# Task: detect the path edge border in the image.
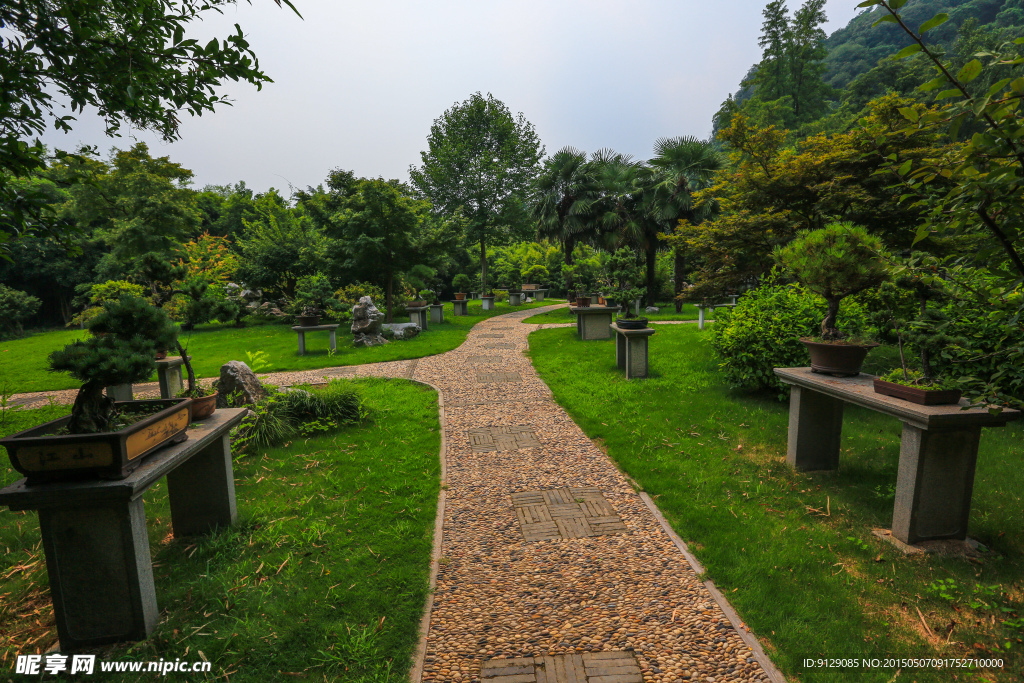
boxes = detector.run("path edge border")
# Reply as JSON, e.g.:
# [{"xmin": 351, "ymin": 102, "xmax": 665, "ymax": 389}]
[
  {"xmin": 406, "ymin": 378, "xmax": 447, "ymax": 683},
  {"xmin": 639, "ymin": 492, "xmax": 787, "ymax": 683}
]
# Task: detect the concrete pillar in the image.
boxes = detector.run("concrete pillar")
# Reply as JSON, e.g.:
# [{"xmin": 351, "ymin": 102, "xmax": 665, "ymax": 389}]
[
  {"xmin": 624, "ymin": 335, "xmax": 650, "ymax": 379},
  {"xmin": 892, "ymin": 424, "xmax": 981, "ymax": 543},
  {"xmin": 452, "ymin": 300, "xmax": 468, "ymax": 316},
  {"xmin": 430, "ymin": 304, "xmax": 444, "ymax": 324},
  {"xmin": 328, "ymin": 329, "xmax": 337, "ymax": 353},
  {"xmin": 39, "ymin": 498, "xmax": 158, "ymax": 648},
  {"xmin": 296, "ymin": 330, "xmax": 307, "ymax": 355},
  {"xmin": 616, "ymin": 332, "xmax": 626, "ymax": 370},
  {"xmin": 534, "ymin": 290, "xmax": 546, "ymax": 301},
  {"xmin": 482, "ymin": 297, "xmax": 494, "ymax": 311},
  {"xmin": 697, "ymin": 306, "xmax": 706, "ymax": 330},
  {"xmin": 106, "ymin": 384, "xmax": 133, "ymax": 401},
  {"xmin": 166, "ymin": 434, "xmax": 237, "ymax": 536},
  {"xmin": 408, "ymin": 307, "xmax": 429, "ymax": 331},
  {"xmin": 509, "ymin": 292, "xmax": 522, "ymax": 306},
  {"xmin": 156, "ymin": 359, "xmax": 185, "ymax": 399},
  {"xmin": 786, "ymin": 386, "xmax": 845, "ymax": 471}
]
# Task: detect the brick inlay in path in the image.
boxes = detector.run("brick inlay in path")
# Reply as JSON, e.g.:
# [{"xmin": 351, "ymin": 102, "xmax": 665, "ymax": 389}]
[
  {"xmin": 466, "ymin": 355, "xmax": 503, "ymax": 365},
  {"xmin": 482, "ymin": 342, "xmax": 515, "ymax": 349},
  {"xmin": 481, "ymin": 652, "xmax": 642, "ymax": 682},
  {"xmin": 479, "ymin": 333, "xmax": 506, "ymax": 338},
  {"xmin": 512, "ymin": 487, "xmax": 628, "ymax": 541},
  {"xmin": 467, "ymin": 426, "xmax": 542, "ymax": 452},
  {"xmin": 477, "ymin": 371, "xmax": 522, "ymax": 384}
]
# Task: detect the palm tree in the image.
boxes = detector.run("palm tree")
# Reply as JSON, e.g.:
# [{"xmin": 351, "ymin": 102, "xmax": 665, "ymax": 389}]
[
  {"xmin": 532, "ymin": 147, "xmax": 597, "ymax": 293},
  {"xmin": 648, "ymin": 136, "xmax": 724, "ymax": 311}
]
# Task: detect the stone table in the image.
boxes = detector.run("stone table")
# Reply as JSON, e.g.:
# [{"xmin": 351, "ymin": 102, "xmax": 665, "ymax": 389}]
[
  {"xmin": 430, "ymin": 303, "xmax": 444, "ymax": 324},
  {"xmin": 523, "ymin": 287, "xmax": 549, "ymax": 301},
  {"xmin": 156, "ymin": 356, "xmax": 189, "ymax": 399},
  {"xmin": 452, "ymin": 299, "xmax": 469, "ymax": 316},
  {"xmin": 570, "ymin": 305, "xmax": 616, "ymax": 340},
  {"xmin": 774, "ymin": 367, "xmax": 1020, "ymax": 544},
  {"xmin": 292, "ymin": 324, "xmax": 340, "ymax": 355},
  {"xmin": 407, "ymin": 305, "xmax": 429, "ymax": 331},
  {"xmin": 611, "ymin": 323, "xmax": 656, "ymax": 379},
  {"xmin": 0, "ymin": 408, "xmax": 249, "ymax": 649}
]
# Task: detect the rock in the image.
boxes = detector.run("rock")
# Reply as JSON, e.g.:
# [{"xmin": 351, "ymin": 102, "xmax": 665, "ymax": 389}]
[
  {"xmin": 525, "ymin": 297, "xmax": 534, "ymax": 304},
  {"xmin": 215, "ymin": 360, "xmax": 268, "ymax": 408},
  {"xmin": 645, "ymin": 306, "xmax": 660, "ymax": 313},
  {"xmin": 382, "ymin": 322, "xmax": 420, "ymax": 340},
  {"xmin": 351, "ymin": 296, "xmax": 388, "ymax": 347}
]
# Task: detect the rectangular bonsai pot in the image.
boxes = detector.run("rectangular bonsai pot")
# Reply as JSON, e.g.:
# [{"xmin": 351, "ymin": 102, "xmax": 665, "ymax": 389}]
[
  {"xmin": 1, "ymin": 398, "xmax": 193, "ymax": 484},
  {"xmin": 872, "ymin": 378, "xmax": 962, "ymax": 406}
]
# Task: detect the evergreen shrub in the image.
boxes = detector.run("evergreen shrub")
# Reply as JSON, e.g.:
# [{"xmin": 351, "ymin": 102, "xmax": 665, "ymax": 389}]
[{"xmin": 0, "ymin": 285, "xmax": 41, "ymax": 339}]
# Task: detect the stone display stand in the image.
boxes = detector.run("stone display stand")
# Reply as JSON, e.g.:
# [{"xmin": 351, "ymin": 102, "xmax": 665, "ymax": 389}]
[
  {"xmin": 155, "ymin": 356, "xmax": 188, "ymax": 399},
  {"xmin": 292, "ymin": 324, "xmax": 340, "ymax": 356},
  {"xmin": 696, "ymin": 302, "xmax": 737, "ymax": 330},
  {"xmin": 407, "ymin": 305, "xmax": 429, "ymax": 331},
  {"xmin": 452, "ymin": 299, "xmax": 469, "ymax": 316},
  {"xmin": 105, "ymin": 384, "xmax": 133, "ymax": 401},
  {"xmin": 611, "ymin": 323, "xmax": 656, "ymax": 379},
  {"xmin": 570, "ymin": 306, "xmax": 615, "ymax": 340},
  {"xmin": 470, "ymin": 291, "xmax": 480, "ymax": 300},
  {"xmin": 429, "ymin": 304, "xmax": 444, "ymax": 324},
  {"xmin": 509, "ymin": 292, "xmax": 523, "ymax": 306},
  {"xmin": 531, "ymin": 289, "xmax": 549, "ymax": 302},
  {"xmin": 774, "ymin": 368, "xmax": 1020, "ymax": 544},
  {"xmin": 481, "ymin": 297, "xmax": 495, "ymax": 311},
  {"xmin": 0, "ymin": 408, "xmax": 249, "ymax": 649}
]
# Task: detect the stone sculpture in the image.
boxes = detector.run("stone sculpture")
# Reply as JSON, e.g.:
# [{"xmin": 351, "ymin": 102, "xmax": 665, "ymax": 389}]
[{"xmin": 351, "ymin": 296, "xmax": 388, "ymax": 347}]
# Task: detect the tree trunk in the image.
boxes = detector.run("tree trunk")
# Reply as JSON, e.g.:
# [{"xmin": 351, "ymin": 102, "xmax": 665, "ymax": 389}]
[
  {"xmin": 645, "ymin": 241, "xmax": 657, "ymax": 308},
  {"xmin": 821, "ymin": 298, "xmax": 841, "ymax": 340},
  {"xmin": 563, "ymin": 234, "xmax": 576, "ymax": 294},
  {"xmin": 480, "ymin": 239, "xmax": 488, "ymax": 293},
  {"xmin": 67, "ymin": 381, "xmax": 116, "ymax": 434},
  {"xmin": 673, "ymin": 247, "xmax": 685, "ymax": 313},
  {"xmin": 177, "ymin": 340, "xmax": 196, "ymax": 394},
  {"xmin": 386, "ymin": 272, "xmax": 394, "ymax": 323}
]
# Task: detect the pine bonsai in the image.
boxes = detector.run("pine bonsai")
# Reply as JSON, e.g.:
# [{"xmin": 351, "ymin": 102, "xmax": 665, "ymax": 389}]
[
  {"xmin": 452, "ymin": 273, "xmax": 472, "ymax": 293},
  {"xmin": 608, "ymin": 248, "xmax": 647, "ymax": 319},
  {"xmin": 49, "ymin": 295, "xmax": 179, "ymax": 434},
  {"xmin": 774, "ymin": 222, "xmax": 888, "ymax": 341}
]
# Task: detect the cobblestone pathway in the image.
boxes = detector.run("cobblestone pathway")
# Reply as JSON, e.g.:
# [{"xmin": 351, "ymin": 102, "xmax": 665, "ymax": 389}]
[{"xmin": 9, "ymin": 305, "xmax": 780, "ymax": 682}]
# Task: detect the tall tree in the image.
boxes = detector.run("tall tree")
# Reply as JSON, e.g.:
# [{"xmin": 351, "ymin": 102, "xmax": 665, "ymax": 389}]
[
  {"xmin": 0, "ymin": 0, "xmax": 301, "ymax": 254},
  {"xmin": 788, "ymin": 0, "xmax": 830, "ymax": 121},
  {"xmin": 531, "ymin": 147, "xmax": 598, "ymax": 291},
  {"xmin": 756, "ymin": 1, "xmax": 792, "ymax": 101},
  {"xmin": 647, "ymin": 137, "xmax": 724, "ymax": 311},
  {"xmin": 410, "ymin": 92, "xmax": 543, "ymax": 292}
]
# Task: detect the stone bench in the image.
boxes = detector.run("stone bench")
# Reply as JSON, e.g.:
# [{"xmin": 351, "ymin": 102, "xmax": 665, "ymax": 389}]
[
  {"xmin": 611, "ymin": 323, "xmax": 656, "ymax": 379},
  {"xmin": 774, "ymin": 367, "xmax": 1021, "ymax": 545},
  {"xmin": 0, "ymin": 408, "xmax": 249, "ymax": 649},
  {"xmin": 292, "ymin": 324, "xmax": 340, "ymax": 355},
  {"xmin": 570, "ymin": 306, "xmax": 616, "ymax": 340}
]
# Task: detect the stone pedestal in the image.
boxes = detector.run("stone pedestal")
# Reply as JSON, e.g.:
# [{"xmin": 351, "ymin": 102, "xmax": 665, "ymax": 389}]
[
  {"xmin": 531, "ymin": 289, "xmax": 548, "ymax": 301},
  {"xmin": 292, "ymin": 324, "xmax": 339, "ymax": 356},
  {"xmin": 452, "ymin": 299, "xmax": 469, "ymax": 316},
  {"xmin": 571, "ymin": 306, "xmax": 615, "ymax": 340},
  {"xmin": 611, "ymin": 324, "xmax": 656, "ymax": 379},
  {"xmin": 407, "ymin": 306, "xmax": 429, "ymax": 331},
  {"xmin": 470, "ymin": 291, "xmax": 480, "ymax": 300},
  {"xmin": 106, "ymin": 384, "xmax": 133, "ymax": 401},
  {"xmin": 774, "ymin": 367, "xmax": 1020, "ymax": 544},
  {"xmin": 481, "ymin": 297, "xmax": 495, "ymax": 311},
  {"xmin": 429, "ymin": 304, "xmax": 444, "ymax": 324},
  {"xmin": 0, "ymin": 409, "xmax": 248, "ymax": 649},
  {"xmin": 155, "ymin": 357, "xmax": 188, "ymax": 399},
  {"xmin": 696, "ymin": 303, "xmax": 737, "ymax": 330},
  {"xmin": 509, "ymin": 292, "xmax": 523, "ymax": 306}
]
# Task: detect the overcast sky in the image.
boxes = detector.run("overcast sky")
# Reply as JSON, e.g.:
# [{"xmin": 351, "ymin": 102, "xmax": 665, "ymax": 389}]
[{"xmin": 39, "ymin": 0, "xmax": 864, "ymax": 195}]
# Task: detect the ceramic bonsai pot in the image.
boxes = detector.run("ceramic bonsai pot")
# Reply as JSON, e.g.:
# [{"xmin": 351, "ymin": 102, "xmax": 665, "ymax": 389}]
[
  {"xmin": 189, "ymin": 394, "xmax": 217, "ymax": 420},
  {"xmin": 801, "ymin": 339, "xmax": 878, "ymax": 377},
  {"xmin": 616, "ymin": 317, "xmax": 649, "ymax": 330},
  {"xmin": 576, "ymin": 297, "xmax": 592, "ymax": 308},
  {"xmin": 454, "ymin": 293, "xmax": 466, "ymax": 300},
  {"xmin": 872, "ymin": 379, "xmax": 962, "ymax": 406},
  {"xmin": 296, "ymin": 315, "xmax": 321, "ymax": 327},
  {"xmin": 1, "ymin": 398, "xmax": 193, "ymax": 484}
]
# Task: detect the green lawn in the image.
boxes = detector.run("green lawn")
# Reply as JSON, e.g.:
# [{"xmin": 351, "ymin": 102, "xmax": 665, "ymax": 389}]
[
  {"xmin": 0, "ymin": 378, "xmax": 440, "ymax": 681},
  {"xmin": 522, "ymin": 301, "xmax": 699, "ymax": 324},
  {"xmin": 2, "ymin": 299, "xmax": 563, "ymax": 394},
  {"xmin": 527, "ymin": 324, "xmax": 1023, "ymax": 683}
]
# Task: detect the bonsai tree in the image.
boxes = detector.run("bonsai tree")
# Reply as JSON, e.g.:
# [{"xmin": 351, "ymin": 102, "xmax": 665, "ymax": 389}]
[
  {"xmin": 506, "ymin": 267, "xmax": 523, "ymax": 292},
  {"xmin": 774, "ymin": 222, "xmax": 888, "ymax": 341},
  {"xmin": 561, "ymin": 264, "xmax": 578, "ymax": 297},
  {"xmin": 292, "ymin": 273, "xmax": 337, "ymax": 318},
  {"xmin": 452, "ymin": 273, "xmax": 472, "ymax": 294},
  {"xmin": 49, "ymin": 295, "xmax": 179, "ymax": 434},
  {"xmin": 607, "ymin": 248, "xmax": 647, "ymax": 318}
]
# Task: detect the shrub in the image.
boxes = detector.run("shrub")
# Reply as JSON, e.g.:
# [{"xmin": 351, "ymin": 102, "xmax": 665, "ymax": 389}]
[
  {"xmin": 234, "ymin": 380, "xmax": 363, "ymax": 452},
  {"xmin": 69, "ymin": 280, "xmax": 148, "ymax": 327},
  {"xmin": 451, "ymin": 273, "xmax": 472, "ymax": 293},
  {"xmin": 711, "ymin": 273, "xmax": 869, "ymax": 398},
  {"xmin": 0, "ymin": 285, "xmax": 41, "ymax": 339}
]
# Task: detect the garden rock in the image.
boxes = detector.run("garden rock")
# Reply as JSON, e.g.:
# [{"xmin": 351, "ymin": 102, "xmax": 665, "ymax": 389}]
[
  {"xmin": 351, "ymin": 296, "xmax": 388, "ymax": 347},
  {"xmin": 645, "ymin": 306, "xmax": 660, "ymax": 313},
  {"xmin": 382, "ymin": 322, "xmax": 420, "ymax": 340},
  {"xmin": 215, "ymin": 360, "xmax": 268, "ymax": 408}
]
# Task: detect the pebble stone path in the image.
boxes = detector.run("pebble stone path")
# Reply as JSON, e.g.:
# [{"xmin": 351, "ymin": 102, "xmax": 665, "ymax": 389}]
[{"xmin": 8, "ymin": 306, "xmax": 782, "ymax": 683}]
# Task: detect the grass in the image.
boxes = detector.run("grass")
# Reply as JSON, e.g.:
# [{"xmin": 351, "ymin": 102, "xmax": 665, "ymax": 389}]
[
  {"xmin": 527, "ymin": 324, "xmax": 1023, "ymax": 683},
  {"xmin": 521, "ymin": 301, "xmax": 699, "ymax": 324},
  {"xmin": 0, "ymin": 378, "xmax": 440, "ymax": 681},
  {"xmin": 0, "ymin": 299, "xmax": 563, "ymax": 394}
]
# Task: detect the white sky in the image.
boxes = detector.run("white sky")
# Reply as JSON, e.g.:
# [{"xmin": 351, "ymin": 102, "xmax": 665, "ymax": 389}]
[{"xmin": 39, "ymin": 0, "xmax": 863, "ymax": 195}]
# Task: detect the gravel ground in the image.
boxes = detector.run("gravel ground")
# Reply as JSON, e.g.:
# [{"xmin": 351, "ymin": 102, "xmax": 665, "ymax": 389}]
[{"xmin": 408, "ymin": 306, "xmax": 772, "ymax": 682}]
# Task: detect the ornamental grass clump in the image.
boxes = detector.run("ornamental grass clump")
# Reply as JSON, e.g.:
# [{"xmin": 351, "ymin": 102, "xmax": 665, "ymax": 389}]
[
  {"xmin": 774, "ymin": 222, "xmax": 888, "ymax": 342},
  {"xmin": 48, "ymin": 295, "xmax": 178, "ymax": 434}
]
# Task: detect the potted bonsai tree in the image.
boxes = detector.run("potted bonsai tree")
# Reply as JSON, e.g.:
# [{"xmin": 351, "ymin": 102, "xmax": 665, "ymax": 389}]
[
  {"xmin": 608, "ymin": 249, "xmax": 648, "ymax": 328},
  {"xmin": 2, "ymin": 295, "xmax": 193, "ymax": 483},
  {"xmin": 293, "ymin": 274, "xmax": 337, "ymax": 327},
  {"xmin": 452, "ymin": 273, "xmax": 472, "ymax": 300},
  {"xmin": 774, "ymin": 222, "xmax": 888, "ymax": 376},
  {"xmin": 562, "ymin": 264, "xmax": 578, "ymax": 304}
]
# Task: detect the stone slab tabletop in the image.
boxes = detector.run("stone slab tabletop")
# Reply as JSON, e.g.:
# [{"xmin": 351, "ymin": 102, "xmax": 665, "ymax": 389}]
[
  {"xmin": 774, "ymin": 367, "xmax": 1021, "ymax": 430},
  {"xmin": 569, "ymin": 306, "xmax": 617, "ymax": 314},
  {"xmin": 0, "ymin": 408, "xmax": 249, "ymax": 510},
  {"xmin": 154, "ymin": 356, "xmax": 189, "ymax": 369},
  {"xmin": 610, "ymin": 323, "xmax": 656, "ymax": 337},
  {"xmin": 405, "ymin": 306, "xmax": 428, "ymax": 311},
  {"xmin": 290, "ymin": 324, "xmax": 340, "ymax": 331}
]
